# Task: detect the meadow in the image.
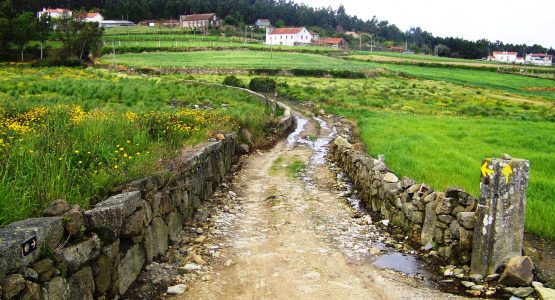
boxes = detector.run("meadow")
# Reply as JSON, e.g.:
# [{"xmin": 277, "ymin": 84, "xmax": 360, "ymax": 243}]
[
  {"xmin": 0, "ymin": 65, "xmax": 277, "ymax": 225},
  {"xmin": 192, "ymin": 72, "xmax": 555, "ymax": 238}
]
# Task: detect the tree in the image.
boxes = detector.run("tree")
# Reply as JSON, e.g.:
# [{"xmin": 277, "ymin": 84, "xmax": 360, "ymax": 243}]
[
  {"xmin": 11, "ymin": 12, "xmax": 36, "ymax": 61},
  {"xmin": 434, "ymin": 44, "xmax": 450, "ymax": 57},
  {"xmin": 275, "ymin": 19, "xmax": 285, "ymax": 28},
  {"xmin": 36, "ymin": 14, "xmax": 52, "ymax": 59},
  {"xmin": 58, "ymin": 17, "xmax": 103, "ymax": 60}
]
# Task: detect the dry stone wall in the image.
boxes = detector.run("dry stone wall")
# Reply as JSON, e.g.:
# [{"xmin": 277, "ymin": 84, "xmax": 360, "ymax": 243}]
[
  {"xmin": 330, "ymin": 137, "xmax": 479, "ymax": 264},
  {"xmin": 0, "ymin": 95, "xmax": 294, "ymax": 299}
]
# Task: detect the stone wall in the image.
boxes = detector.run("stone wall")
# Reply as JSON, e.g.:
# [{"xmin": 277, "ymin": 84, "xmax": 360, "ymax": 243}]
[
  {"xmin": 0, "ymin": 99, "xmax": 294, "ymax": 299},
  {"xmin": 330, "ymin": 137, "xmax": 478, "ymax": 264}
]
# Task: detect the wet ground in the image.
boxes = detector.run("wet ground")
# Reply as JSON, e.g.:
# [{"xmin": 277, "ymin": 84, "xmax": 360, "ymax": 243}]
[{"xmin": 157, "ymin": 109, "xmax": 467, "ymax": 300}]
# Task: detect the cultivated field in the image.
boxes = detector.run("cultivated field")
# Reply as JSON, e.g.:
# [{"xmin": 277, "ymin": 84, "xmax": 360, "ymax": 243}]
[
  {"xmin": 188, "ymin": 66, "xmax": 554, "ymax": 238},
  {"xmin": 0, "ymin": 65, "xmax": 277, "ymax": 225}
]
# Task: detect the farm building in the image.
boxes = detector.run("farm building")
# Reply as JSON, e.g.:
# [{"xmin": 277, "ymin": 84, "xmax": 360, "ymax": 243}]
[
  {"xmin": 99, "ymin": 20, "xmax": 134, "ymax": 28},
  {"xmin": 313, "ymin": 37, "xmax": 349, "ymax": 49},
  {"xmin": 37, "ymin": 8, "xmax": 72, "ymax": 19},
  {"xmin": 265, "ymin": 27, "xmax": 313, "ymax": 46},
  {"xmin": 179, "ymin": 13, "xmax": 220, "ymax": 29},
  {"xmin": 138, "ymin": 19, "xmax": 179, "ymax": 28},
  {"xmin": 77, "ymin": 12, "xmax": 104, "ymax": 23},
  {"xmin": 488, "ymin": 51, "xmax": 519, "ymax": 63},
  {"xmin": 255, "ymin": 19, "xmax": 271, "ymax": 28},
  {"xmin": 526, "ymin": 53, "xmax": 553, "ymax": 67},
  {"xmin": 345, "ymin": 31, "xmax": 359, "ymax": 39}
]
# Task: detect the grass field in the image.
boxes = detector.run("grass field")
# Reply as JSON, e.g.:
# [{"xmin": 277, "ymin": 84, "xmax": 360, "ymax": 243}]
[
  {"xmin": 192, "ymin": 72, "xmax": 555, "ymax": 238},
  {"xmin": 0, "ymin": 65, "xmax": 277, "ymax": 225},
  {"xmin": 102, "ymin": 50, "xmax": 371, "ymax": 70}
]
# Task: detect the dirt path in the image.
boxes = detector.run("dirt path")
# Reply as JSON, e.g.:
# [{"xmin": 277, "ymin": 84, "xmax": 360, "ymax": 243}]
[{"xmin": 172, "ymin": 111, "xmax": 465, "ymax": 300}]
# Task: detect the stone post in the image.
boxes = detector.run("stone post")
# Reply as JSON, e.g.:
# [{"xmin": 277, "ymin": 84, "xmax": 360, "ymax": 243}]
[{"xmin": 471, "ymin": 155, "xmax": 530, "ymax": 275}]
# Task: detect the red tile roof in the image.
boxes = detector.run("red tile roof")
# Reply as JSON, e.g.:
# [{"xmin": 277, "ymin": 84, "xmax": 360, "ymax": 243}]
[
  {"xmin": 314, "ymin": 37, "xmax": 345, "ymax": 45},
  {"xmin": 269, "ymin": 28, "xmax": 305, "ymax": 35},
  {"xmin": 84, "ymin": 12, "xmax": 100, "ymax": 18},
  {"xmin": 43, "ymin": 8, "xmax": 70, "ymax": 13},
  {"xmin": 182, "ymin": 13, "xmax": 216, "ymax": 22},
  {"xmin": 493, "ymin": 51, "xmax": 518, "ymax": 55}
]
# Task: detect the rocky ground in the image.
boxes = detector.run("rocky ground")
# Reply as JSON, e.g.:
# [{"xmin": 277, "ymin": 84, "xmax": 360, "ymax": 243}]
[{"xmin": 123, "ymin": 105, "xmax": 554, "ymax": 300}]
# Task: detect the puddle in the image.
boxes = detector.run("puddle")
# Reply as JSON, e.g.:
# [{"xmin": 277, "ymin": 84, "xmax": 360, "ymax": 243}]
[
  {"xmin": 287, "ymin": 116, "xmax": 308, "ymax": 147},
  {"xmin": 372, "ymin": 253, "xmax": 429, "ymax": 276}
]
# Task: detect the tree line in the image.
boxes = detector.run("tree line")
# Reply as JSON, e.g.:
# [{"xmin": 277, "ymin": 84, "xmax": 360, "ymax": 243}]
[{"xmin": 2, "ymin": 0, "xmax": 554, "ymax": 59}]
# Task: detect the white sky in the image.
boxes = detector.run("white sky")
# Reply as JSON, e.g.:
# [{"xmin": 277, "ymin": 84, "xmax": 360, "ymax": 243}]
[{"xmin": 293, "ymin": 0, "xmax": 555, "ymax": 48}]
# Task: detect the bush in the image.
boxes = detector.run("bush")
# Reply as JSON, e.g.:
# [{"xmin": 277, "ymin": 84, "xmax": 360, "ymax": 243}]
[
  {"xmin": 249, "ymin": 77, "xmax": 276, "ymax": 94},
  {"xmin": 223, "ymin": 75, "xmax": 244, "ymax": 88}
]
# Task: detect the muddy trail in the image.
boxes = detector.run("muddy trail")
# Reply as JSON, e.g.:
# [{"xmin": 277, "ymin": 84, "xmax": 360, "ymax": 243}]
[{"xmin": 148, "ymin": 107, "xmax": 465, "ymax": 300}]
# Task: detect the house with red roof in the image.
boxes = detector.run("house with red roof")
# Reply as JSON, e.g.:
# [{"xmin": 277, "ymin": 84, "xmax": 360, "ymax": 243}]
[
  {"xmin": 37, "ymin": 8, "xmax": 72, "ymax": 19},
  {"xmin": 82, "ymin": 12, "xmax": 104, "ymax": 23},
  {"xmin": 488, "ymin": 51, "xmax": 519, "ymax": 63},
  {"xmin": 265, "ymin": 27, "xmax": 313, "ymax": 46},
  {"xmin": 179, "ymin": 13, "xmax": 220, "ymax": 29},
  {"xmin": 525, "ymin": 53, "xmax": 553, "ymax": 67},
  {"xmin": 313, "ymin": 37, "xmax": 349, "ymax": 49}
]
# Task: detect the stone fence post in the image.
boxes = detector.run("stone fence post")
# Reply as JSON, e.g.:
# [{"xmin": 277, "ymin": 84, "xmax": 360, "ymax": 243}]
[{"xmin": 471, "ymin": 155, "xmax": 530, "ymax": 275}]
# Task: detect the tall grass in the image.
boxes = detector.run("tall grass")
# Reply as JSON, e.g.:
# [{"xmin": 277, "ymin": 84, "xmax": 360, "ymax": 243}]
[{"xmin": 0, "ymin": 65, "xmax": 276, "ymax": 225}]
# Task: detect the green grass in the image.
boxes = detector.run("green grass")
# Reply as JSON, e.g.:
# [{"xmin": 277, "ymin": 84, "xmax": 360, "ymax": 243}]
[
  {"xmin": 286, "ymin": 159, "xmax": 306, "ymax": 177},
  {"xmin": 0, "ymin": 65, "xmax": 277, "ymax": 225},
  {"xmin": 194, "ymin": 73, "xmax": 554, "ymax": 238},
  {"xmin": 102, "ymin": 50, "xmax": 360, "ymax": 70}
]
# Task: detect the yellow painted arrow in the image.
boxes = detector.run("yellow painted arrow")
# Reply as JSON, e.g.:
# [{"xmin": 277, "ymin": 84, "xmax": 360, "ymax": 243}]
[
  {"xmin": 481, "ymin": 162, "xmax": 495, "ymax": 177},
  {"xmin": 502, "ymin": 164, "xmax": 513, "ymax": 184}
]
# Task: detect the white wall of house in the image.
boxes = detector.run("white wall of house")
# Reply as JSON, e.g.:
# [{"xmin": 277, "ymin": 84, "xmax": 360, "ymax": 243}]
[
  {"xmin": 265, "ymin": 28, "xmax": 312, "ymax": 46},
  {"xmin": 84, "ymin": 14, "xmax": 104, "ymax": 22},
  {"xmin": 491, "ymin": 51, "xmax": 518, "ymax": 63},
  {"xmin": 37, "ymin": 9, "xmax": 72, "ymax": 19},
  {"xmin": 525, "ymin": 54, "xmax": 553, "ymax": 66}
]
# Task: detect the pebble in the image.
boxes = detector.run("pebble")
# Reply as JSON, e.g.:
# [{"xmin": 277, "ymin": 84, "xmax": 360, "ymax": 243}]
[
  {"xmin": 369, "ymin": 246, "xmax": 381, "ymax": 255},
  {"xmin": 471, "ymin": 285, "xmax": 484, "ymax": 291},
  {"xmin": 485, "ymin": 273, "xmax": 500, "ymax": 282},
  {"xmin": 201, "ymin": 274, "xmax": 213, "ymax": 281},
  {"xmin": 466, "ymin": 290, "xmax": 481, "ymax": 296},
  {"xmin": 224, "ymin": 259, "xmax": 234, "ymax": 267},
  {"xmin": 178, "ymin": 263, "xmax": 200, "ymax": 274},
  {"xmin": 469, "ymin": 273, "xmax": 483, "ymax": 283},
  {"xmin": 190, "ymin": 253, "xmax": 206, "ymax": 265},
  {"xmin": 195, "ymin": 236, "xmax": 207, "ymax": 243},
  {"xmin": 166, "ymin": 284, "xmax": 187, "ymax": 295},
  {"xmin": 461, "ymin": 281, "xmax": 475, "ymax": 288}
]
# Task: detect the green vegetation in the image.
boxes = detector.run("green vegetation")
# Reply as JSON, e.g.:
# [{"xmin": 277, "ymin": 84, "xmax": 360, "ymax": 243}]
[
  {"xmin": 286, "ymin": 159, "xmax": 307, "ymax": 178},
  {"xmin": 249, "ymin": 77, "xmax": 276, "ymax": 93},
  {"xmin": 102, "ymin": 50, "xmax": 363, "ymax": 70},
  {"xmin": 0, "ymin": 65, "xmax": 277, "ymax": 225},
  {"xmin": 193, "ymin": 71, "xmax": 555, "ymax": 238}
]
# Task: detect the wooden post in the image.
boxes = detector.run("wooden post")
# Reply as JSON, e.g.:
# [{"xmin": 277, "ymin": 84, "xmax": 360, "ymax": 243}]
[{"xmin": 471, "ymin": 155, "xmax": 530, "ymax": 275}]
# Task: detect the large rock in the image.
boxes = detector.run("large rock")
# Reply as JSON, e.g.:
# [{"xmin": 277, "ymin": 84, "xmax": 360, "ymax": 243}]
[
  {"xmin": 383, "ymin": 173, "xmax": 399, "ymax": 183},
  {"xmin": 20, "ymin": 281, "xmax": 41, "ymax": 300},
  {"xmin": 94, "ymin": 254, "xmax": 112, "ymax": 294},
  {"xmin": 43, "ymin": 199, "xmax": 71, "ymax": 217},
  {"xmin": 95, "ymin": 191, "xmax": 143, "ymax": 217},
  {"xmin": 41, "ymin": 276, "xmax": 70, "ymax": 300},
  {"xmin": 53, "ymin": 234, "xmax": 101, "ymax": 272},
  {"xmin": 121, "ymin": 208, "xmax": 146, "ymax": 237},
  {"xmin": 435, "ymin": 196, "xmax": 456, "ymax": 215},
  {"xmin": 62, "ymin": 205, "xmax": 87, "ymax": 236},
  {"xmin": 0, "ymin": 217, "xmax": 64, "ymax": 278},
  {"xmin": 421, "ymin": 199, "xmax": 439, "ymax": 245},
  {"xmin": 457, "ymin": 212, "xmax": 477, "ymax": 230},
  {"xmin": 68, "ymin": 267, "xmax": 95, "ymax": 300},
  {"xmin": 31, "ymin": 259, "xmax": 54, "ymax": 282},
  {"xmin": 117, "ymin": 244, "xmax": 145, "ymax": 295},
  {"xmin": 499, "ymin": 256, "xmax": 534, "ymax": 287},
  {"xmin": 1, "ymin": 274, "xmax": 26, "ymax": 299},
  {"xmin": 445, "ymin": 187, "xmax": 477, "ymax": 207},
  {"xmin": 166, "ymin": 212, "xmax": 183, "ymax": 243},
  {"xmin": 85, "ymin": 205, "xmax": 123, "ymax": 242},
  {"xmin": 143, "ymin": 217, "xmax": 168, "ymax": 261}
]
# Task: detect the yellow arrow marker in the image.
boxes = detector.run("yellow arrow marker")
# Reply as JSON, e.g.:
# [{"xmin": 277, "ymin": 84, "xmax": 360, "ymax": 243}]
[
  {"xmin": 481, "ymin": 162, "xmax": 495, "ymax": 177},
  {"xmin": 502, "ymin": 164, "xmax": 513, "ymax": 184}
]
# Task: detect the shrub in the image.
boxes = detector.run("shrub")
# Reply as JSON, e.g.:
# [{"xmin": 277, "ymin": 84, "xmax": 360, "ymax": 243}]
[
  {"xmin": 249, "ymin": 77, "xmax": 276, "ymax": 94},
  {"xmin": 222, "ymin": 75, "xmax": 244, "ymax": 88}
]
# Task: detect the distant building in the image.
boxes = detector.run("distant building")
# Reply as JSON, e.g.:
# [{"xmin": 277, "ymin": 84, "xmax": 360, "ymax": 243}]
[
  {"xmin": 388, "ymin": 46, "xmax": 405, "ymax": 53},
  {"xmin": 265, "ymin": 27, "xmax": 313, "ymax": 46},
  {"xmin": 79, "ymin": 12, "xmax": 104, "ymax": 23},
  {"xmin": 179, "ymin": 13, "xmax": 220, "ymax": 29},
  {"xmin": 99, "ymin": 20, "xmax": 134, "ymax": 28},
  {"xmin": 37, "ymin": 8, "xmax": 72, "ymax": 19},
  {"xmin": 489, "ymin": 51, "xmax": 518, "ymax": 63},
  {"xmin": 313, "ymin": 37, "xmax": 349, "ymax": 49},
  {"xmin": 345, "ymin": 31, "xmax": 359, "ymax": 39},
  {"xmin": 525, "ymin": 53, "xmax": 553, "ymax": 67},
  {"xmin": 139, "ymin": 19, "xmax": 179, "ymax": 28},
  {"xmin": 255, "ymin": 19, "xmax": 271, "ymax": 28}
]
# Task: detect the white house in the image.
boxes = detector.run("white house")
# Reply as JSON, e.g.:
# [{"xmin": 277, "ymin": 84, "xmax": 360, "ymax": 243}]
[
  {"xmin": 179, "ymin": 13, "xmax": 220, "ymax": 29},
  {"xmin": 525, "ymin": 53, "xmax": 553, "ymax": 67},
  {"xmin": 37, "ymin": 8, "xmax": 72, "ymax": 19},
  {"xmin": 345, "ymin": 31, "xmax": 359, "ymax": 39},
  {"xmin": 489, "ymin": 51, "xmax": 518, "ymax": 63},
  {"xmin": 255, "ymin": 19, "xmax": 271, "ymax": 28},
  {"xmin": 265, "ymin": 27, "xmax": 313, "ymax": 46},
  {"xmin": 82, "ymin": 12, "xmax": 104, "ymax": 23}
]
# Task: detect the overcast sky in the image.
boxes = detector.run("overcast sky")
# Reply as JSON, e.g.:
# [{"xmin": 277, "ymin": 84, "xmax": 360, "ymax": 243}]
[{"xmin": 293, "ymin": 0, "xmax": 554, "ymax": 48}]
